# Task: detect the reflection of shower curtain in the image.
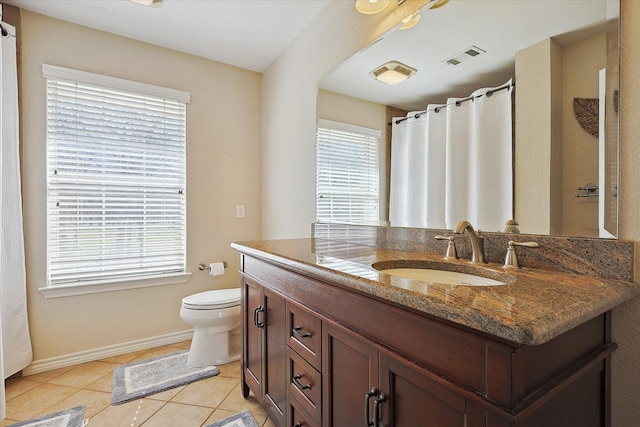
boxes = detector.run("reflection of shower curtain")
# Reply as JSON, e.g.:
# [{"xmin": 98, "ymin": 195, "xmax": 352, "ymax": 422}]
[
  {"xmin": 389, "ymin": 80, "xmax": 513, "ymax": 231},
  {"xmin": 389, "ymin": 109, "xmax": 446, "ymax": 228},
  {"xmin": 1, "ymin": 21, "xmax": 32, "ymax": 420}
]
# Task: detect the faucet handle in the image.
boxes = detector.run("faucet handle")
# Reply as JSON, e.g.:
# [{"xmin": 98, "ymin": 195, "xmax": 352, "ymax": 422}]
[
  {"xmin": 435, "ymin": 235, "xmax": 458, "ymax": 260},
  {"xmin": 503, "ymin": 240, "xmax": 539, "ymax": 269}
]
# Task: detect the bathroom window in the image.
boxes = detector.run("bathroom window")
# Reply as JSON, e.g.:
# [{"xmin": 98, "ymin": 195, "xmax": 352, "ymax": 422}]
[
  {"xmin": 42, "ymin": 65, "xmax": 190, "ymax": 296},
  {"xmin": 316, "ymin": 120, "xmax": 380, "ymax": 225}
]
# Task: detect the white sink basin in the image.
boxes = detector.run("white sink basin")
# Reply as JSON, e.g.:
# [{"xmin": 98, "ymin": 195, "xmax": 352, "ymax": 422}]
[{"xmin": 378, "ymin": 268, "xmax": 506, "ymax": 286}]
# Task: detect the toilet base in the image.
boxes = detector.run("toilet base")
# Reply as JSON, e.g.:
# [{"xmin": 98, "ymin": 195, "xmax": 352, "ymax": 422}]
[{"xmin": 186, "ymin": 327, "xmax": 241, "ymax": 368}]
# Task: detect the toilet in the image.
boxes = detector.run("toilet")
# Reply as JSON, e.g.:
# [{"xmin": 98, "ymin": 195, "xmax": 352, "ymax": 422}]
[{"xmin": 180, "ymin": 288, "xmax": 242, "ymax": 367}]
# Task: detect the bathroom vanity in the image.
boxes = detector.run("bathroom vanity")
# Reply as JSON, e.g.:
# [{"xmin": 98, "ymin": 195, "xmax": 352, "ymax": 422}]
[{"xmin": 232, "ymin": 236, "xmax": 639, "ymax": 427}]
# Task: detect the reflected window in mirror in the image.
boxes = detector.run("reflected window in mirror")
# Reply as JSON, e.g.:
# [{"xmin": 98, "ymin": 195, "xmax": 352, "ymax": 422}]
[{"xmin": 316, "ymin": 120, "xmax": 381, "ymax": 225}]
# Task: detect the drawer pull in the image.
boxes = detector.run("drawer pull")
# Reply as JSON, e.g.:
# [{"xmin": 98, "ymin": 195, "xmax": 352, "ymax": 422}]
[
  {"xmin": 253, "ymin": 306, "xmax": 265, "ymax": 328},
  {"xmin": 364, "ymin": 387, "xmax": 378, "ymax": 427},
  {"xmin": 292, "ymin": 374, "xmax": 312, "ymax": 391},
  {"xmin": 292, "ymin": 326, "xmax": 312, "ymax": 338},
  {"xmin": 374, "ymin": 392, "xmax": 387, "ymax": 427}
]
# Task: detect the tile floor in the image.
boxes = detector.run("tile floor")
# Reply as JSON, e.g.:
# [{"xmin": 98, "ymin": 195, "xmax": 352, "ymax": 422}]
[{"xmin": 2, "ymin": 340, "xmax": 274, "ymax": 427}]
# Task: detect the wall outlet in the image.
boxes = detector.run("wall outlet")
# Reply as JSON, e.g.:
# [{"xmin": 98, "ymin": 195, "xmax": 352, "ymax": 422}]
[{"xmin": 236, "ymin": 204, "xmax": 246, "ymax": 219}]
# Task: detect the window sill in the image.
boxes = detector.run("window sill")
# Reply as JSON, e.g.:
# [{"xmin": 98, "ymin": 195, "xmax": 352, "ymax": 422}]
[{"xmin": 38, "ymin": 272, "xmax": 192, "ymax": 299}]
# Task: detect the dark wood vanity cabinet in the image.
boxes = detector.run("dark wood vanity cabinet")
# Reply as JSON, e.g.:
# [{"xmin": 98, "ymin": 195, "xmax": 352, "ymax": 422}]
[
  {"xmin": 242, "ymin": 276, "xmax": 287, "ymax": 426},
  {"xmin": 239, "ymin": 254, "xmax": 614, "ymax": 427}
]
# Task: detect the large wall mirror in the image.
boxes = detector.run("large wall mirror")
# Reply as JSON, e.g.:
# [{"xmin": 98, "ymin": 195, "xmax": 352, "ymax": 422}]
[{"xmin": 318, "ymin": 0, "xmax": 620, "ymax": 238}]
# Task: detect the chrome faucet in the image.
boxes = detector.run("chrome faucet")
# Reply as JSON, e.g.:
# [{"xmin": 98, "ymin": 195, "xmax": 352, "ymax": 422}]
[{"xmin": 454, "ymin": 221, "xmax": 486, "ymax": 263}]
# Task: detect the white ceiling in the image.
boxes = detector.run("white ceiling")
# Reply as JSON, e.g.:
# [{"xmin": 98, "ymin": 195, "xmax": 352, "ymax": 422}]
[
  {"xmin": 321, "ymin": 0, "xmax": 616, "ymax": 111},
  {"xmin": 1, "ymin": 0, "xmax": 331, "ymax": 72},
  {"xmin": 1, "ymin": 0, "xmax": 617, "ymax": 110}
]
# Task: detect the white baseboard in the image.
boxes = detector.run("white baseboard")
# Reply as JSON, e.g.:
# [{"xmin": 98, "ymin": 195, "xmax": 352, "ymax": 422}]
[{"xmin": 23, "ymin": 329, "xmax": 194, "ymax": 376}]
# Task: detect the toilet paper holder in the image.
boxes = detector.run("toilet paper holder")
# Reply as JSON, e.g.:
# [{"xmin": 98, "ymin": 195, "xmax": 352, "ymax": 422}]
[{"xmin": 198, "ymin": 261, "xmax": 228, "ymax": 271}]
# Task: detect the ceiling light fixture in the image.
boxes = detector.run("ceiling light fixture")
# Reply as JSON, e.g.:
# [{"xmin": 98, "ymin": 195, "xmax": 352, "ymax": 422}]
[
  {"xmin": 128, "ymin": 0, "xmax": 164, "ymax": 7},
  {"xmin": 355, "ymin": 0, "xmax": 390, "ymax": 15},
  {"xmin": 370, "ymin": 61, "xmax": 417, "ymax": 85},
  {"xmin": 400, "ymin": 12, "xmax": 421, "ymax": 30}
]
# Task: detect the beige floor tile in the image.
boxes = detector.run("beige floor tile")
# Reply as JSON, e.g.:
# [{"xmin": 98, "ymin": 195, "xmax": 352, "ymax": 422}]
[
  {"xmin": 31, "ymin": 388, "xmax": 112, "ymax": 419},
  {"xmin": 171, "ymin": 376, "xmax": 238, "ymax": 408},
  {"xmin": 202, "ymin": 409, "xmax": 270, "ymax": 427},
  {"xmin": 85, "ymin": 371, "xmax": 114, "ymax": 393},
  {"xmin": 217, "ymin": 384, "xmax": 267, "ymax": 417},
  {"xmin": 202, "ymin": 408, "xmax": 237, "ymax": 425},
  {"xmin": 217, "ymin": 360, "xmax": 241, "ymax": 378},
  {"xmin": 262, "ymin": 417, "xmax": 277, "ymax": 427},
  {"xmin": 133, "ymin": 346, "xmax": 186, "ymax": 362},
  {"xmin": 4, "ymin": 377, "xmax": 41, "ymax": 400},
  {"xmin": 6, "ymin": 383, "xmax": 80, "ymax": 421},
  {"xmin": 86, "ymin": 397, "xmax": 164, "ymax": 427},
  {"xmin": 140, "ymin": 402, "xmax": 213, "ymax": 427},
  {"xmin": 145, "ymin": 384, "xmax": 187, "ymax": 402},
  {"xmin": 2, "ymin": 341, "xmax": 275, "ymax": 427},
  {"xmin": 168, "ymin": 340, "xmax": 192, "ymax": 350},
  {"xmin": 47, "ymin": 360, "xmax": 119, "ymax": 388},
  {"xmin": 23, "ymin": 365, "xmax": 74, "ymax": 383},
  {"xmin": 100, "ymin": 349, "xmax": 147, "ymax": 365}
]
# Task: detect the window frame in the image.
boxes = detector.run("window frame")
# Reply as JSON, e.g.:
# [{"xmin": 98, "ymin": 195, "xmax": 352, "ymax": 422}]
[
  {"xmin": 39, "ymin": 65, "xmax": 191, "ymax": 298},
  {"xmin": 316, "ymin": 119, "xmax": 382, "ymax": 226}
]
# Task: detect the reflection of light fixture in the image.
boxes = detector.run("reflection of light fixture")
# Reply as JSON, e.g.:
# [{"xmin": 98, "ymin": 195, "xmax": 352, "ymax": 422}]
[
  {"xmin": 400, "ymin": 12, "xmax": 421, "ymax": 30},
  {"xmin": 369, "ymin": 61, "xmax": 417, "ymax": 85},
  {"xmin": 355, "ymin": 0, "xmax": 390, "ymax": 15},
  {"xmin": 428, "ymin": 0, "xmax": 450, "ymax": 9},
  {"xmin": 129, "ymin": 0, "xmax": 164, "ymax": 7}
]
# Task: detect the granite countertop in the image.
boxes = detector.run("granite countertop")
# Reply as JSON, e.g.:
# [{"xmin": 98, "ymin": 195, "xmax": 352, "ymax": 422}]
[{"xmin": 231, "ymin": 238, "xmax": 640, "ymax": 346}]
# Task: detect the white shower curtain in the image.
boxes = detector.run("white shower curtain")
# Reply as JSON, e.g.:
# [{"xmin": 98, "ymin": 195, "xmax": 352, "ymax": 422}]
[
  {"xmin": 389, "ymin": 109, "xmax": 446, "ymax": 228},
  {"xmin": 1, "ymin": 21, "xmax": 32, "ymax": 420},
  {"xmin": 390, "ymin": 80, "xmax": 513, "ymax": 231}
]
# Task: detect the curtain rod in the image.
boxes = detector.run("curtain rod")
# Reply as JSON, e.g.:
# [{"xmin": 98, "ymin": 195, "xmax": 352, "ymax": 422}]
[{"xmin": 389, "ymin": 81, "xmax": 515, "ymax": 126}]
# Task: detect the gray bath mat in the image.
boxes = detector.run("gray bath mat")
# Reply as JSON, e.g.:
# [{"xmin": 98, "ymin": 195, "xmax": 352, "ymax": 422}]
[
  {"xmin": 111, "ymin": 350, "xmax": 219, "ymax": 405},
  {"xmin": 7, "ymin": 406, "xmax": 85, "ymax": 427},
  {"xmin": 205, "ymin": 410, "xmax": 259, "ymax": 427}
]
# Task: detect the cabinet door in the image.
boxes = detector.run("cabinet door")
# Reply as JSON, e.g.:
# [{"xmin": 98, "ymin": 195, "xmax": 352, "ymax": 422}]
[
  {"xmin": 380, "ymin": 354, "xmax": 472, "ymax": 427},
  {"xmin": 323, "ymin": 322, "xmax": 379, "ymax": 427},
  {"xmin": 263, "ymin": 287, "xmax": 288, "ymax": 426},
  {"xmin": 243, "ymin": 277, "xmax": 263, "ymax": 397}
]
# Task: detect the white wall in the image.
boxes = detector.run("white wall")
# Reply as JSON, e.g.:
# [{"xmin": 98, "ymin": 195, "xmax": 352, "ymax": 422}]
[
  {"xmin": 19, "ymin": 11, "xmax": 262, "ymax": 361},
  {"xmin": 264, "ymin": 0, "xmax": 640, "ymax": 425}
]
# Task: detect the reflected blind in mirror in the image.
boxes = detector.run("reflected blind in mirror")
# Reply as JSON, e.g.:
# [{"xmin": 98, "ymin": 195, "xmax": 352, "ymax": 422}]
[{"xmin": 316, "ymin": 120, "xmax": 380, "ymax": 225}]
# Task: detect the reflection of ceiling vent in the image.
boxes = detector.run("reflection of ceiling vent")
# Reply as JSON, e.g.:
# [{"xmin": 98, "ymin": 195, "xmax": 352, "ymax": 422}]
[
  {"xmin": 369, "ymin": 61, "xmax": 417, "ymax": 85},
  {"xmin": 444, "ymin": 45, "xmax": 486, "ymax": 66}
]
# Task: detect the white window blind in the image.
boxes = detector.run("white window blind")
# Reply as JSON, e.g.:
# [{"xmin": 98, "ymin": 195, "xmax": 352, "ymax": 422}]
[
  {"xmin": 43, "ymin": 65, "xmax": 189, "ymax": 286},
  {"xmin": 316, "ymin": 120, "xmax": 380, "ymax": 225}
]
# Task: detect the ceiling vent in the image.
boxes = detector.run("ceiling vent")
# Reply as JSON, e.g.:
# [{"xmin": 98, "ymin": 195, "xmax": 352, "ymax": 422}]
[
  {"xmin": 444, "ymin": 46, "xmax": 486, "ymax": 66},
  {"xmin": 369, "ymin": 61, "xmax": 417, "ymax": 85}
]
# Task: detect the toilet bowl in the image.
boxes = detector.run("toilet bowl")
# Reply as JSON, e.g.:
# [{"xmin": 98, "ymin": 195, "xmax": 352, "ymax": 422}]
[{"xmin": 180, "ymin": 288, "xmax": 241, "ymax": 367}]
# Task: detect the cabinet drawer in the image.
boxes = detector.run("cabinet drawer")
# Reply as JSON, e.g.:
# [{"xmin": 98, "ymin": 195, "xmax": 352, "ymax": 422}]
[
  {"xmin": 287, "ymin": 301, "xmax": 321, "ymax": 369},
  {"xmin": 289, "ymin": 392, "xmax": 320, "ymax": 427},
  {"xmin": 288, "ymin": 347, "xmax": 321, "ymax": 421}
]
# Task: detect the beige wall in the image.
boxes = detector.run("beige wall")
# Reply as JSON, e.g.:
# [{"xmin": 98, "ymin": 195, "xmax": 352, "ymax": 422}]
[
  {"xmin": 561, "ymin": 32, "xmax": 606, "ymax": 237},
  {"xmin": 316, "ymin": 90, "xmax": 388, "ymax": 223},
  {"xmin": 264, "ymin": 0, "xmax": 640, "ymax": 425},
  {"xmin": 515, "ymin": 38, "xmax": 563, "ymax": 235},
  {"xmin": 613, "ymin": 1, "xmax": 640, "ymax": 425},
  {"xmin": 19, "ymin": 11, "xmax": 262, "ymax": 361},
  {"xmin": 261, "ymin": 0, "xmax": 428, "ymax": 239}
]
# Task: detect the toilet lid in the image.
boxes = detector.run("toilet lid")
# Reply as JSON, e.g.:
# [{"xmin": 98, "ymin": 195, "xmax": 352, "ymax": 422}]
[{"xmin": 182, "ymin": 288, "xmax": 241, "ymax": 310}]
